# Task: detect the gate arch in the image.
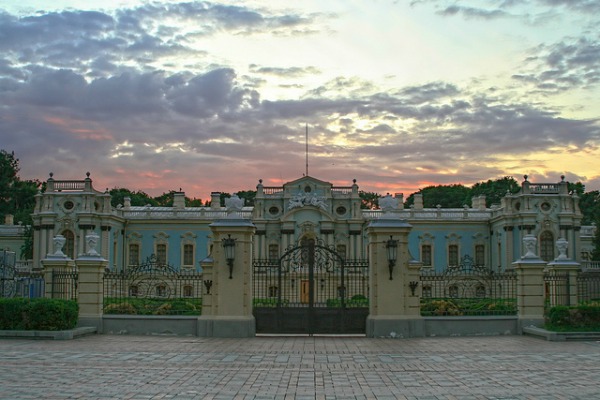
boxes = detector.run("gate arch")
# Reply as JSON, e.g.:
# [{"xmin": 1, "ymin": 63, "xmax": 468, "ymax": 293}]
[{"xmin": 253, "ymin": 239, "xmax": 369, "ymax": 335}]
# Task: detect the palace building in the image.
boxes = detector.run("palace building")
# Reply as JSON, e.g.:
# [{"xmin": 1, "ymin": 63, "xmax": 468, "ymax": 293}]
[{"xmin": 16, "ymin": 172, "xmax": 591, "ymax": 273}]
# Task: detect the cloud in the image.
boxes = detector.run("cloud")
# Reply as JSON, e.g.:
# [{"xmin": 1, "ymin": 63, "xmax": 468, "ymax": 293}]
[
  {"xmin": 1, "ymin": 2, "xmax": 599, "ymax": 197},
  {"xmin": 513, "ymin": 36, "xmax": 600, "ymax": 92}
]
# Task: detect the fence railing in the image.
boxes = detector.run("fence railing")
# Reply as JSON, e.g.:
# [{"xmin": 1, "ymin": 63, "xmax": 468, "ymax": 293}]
[
  {"xmin": 103, "ymin": 255, "xmax": 204, "ymax": 315},
  {"xmin": 49, "ymin": 268, "xmax": 78, "ymax": 300},
  {"xmin": 420, "ymin": 256, "xmax": 517, "ymax": 316}
]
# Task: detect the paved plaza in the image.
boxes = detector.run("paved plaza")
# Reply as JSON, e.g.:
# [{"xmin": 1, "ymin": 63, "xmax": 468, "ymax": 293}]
[{"xmin": 0, "ymin": 334, "xmax": 599, "ymax": 400}]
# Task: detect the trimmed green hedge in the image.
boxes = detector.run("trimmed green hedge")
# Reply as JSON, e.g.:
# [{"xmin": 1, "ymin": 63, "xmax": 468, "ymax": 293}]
[
  {"xmin": 0, "ymin": 298, "xmax": 78, "ymax": 331},
  {"xmin": 545, "ymin": 304, "xmax": 600, "ymax": 331},
  {"xmin": 103, "ymin": 297, "xmax": 202, "ymax": 315},
  {"xmin": 253, "ymin": 298, "xmax": 289, "ymax": 307}
]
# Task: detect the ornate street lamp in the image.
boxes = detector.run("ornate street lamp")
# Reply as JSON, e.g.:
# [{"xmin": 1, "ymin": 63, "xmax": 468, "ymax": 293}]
[
  {"xmin": 222, "ymin": 234, "xmax": 236, "ymax": 279},
  {"xmin": 386, "ymin": 235, "xmax": 398, "ymax": 280}
]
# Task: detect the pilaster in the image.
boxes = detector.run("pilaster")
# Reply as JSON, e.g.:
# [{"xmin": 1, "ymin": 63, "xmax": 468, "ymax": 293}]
[
  {"xmin": 365, "ymin": 203, "xmax": 423, "ymax": 338},
  {"xmin": 198, "ymin": 212, "xmax": 256, "ymax": 337}
]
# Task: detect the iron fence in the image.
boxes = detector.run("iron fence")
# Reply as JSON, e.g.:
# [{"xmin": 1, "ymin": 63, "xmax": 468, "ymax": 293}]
[
  {"xmin": 544, "ymin": 271, "xmax": 571, "ymax": 307},
  {"xmin": 49, "ymin": 268, "xmax": 78, "ymax": 300},
  {"xmin": 1, "ymin": 250, "xmax": 45, "ymax": 299},
  {"xmin": 420, "ymin": 255, "xmax": 517, "ymax": 316},
  {"xmin": 577, "ymin": 270, "xmax": 600, "ymax": 304},
  {"xmin": 103, "ymin": 255, "xmax": 204, "ymax": 315}
]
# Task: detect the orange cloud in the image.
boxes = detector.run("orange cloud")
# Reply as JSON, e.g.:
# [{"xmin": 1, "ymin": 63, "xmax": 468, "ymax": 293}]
[{"xmin": 43, "ymin": 115, "xmax": 114, "ymax": 141}]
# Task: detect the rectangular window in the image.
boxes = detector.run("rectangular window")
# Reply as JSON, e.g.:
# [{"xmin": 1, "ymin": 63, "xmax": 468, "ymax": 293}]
[
  {"xmin": 183, "ymin": 244, "xmax": 194, "ymax": 266},
  {"xmin": 448, "ymin": 244, "xmax": 459, "ymax": 266},
  {"xmin": 336, "ymin": 244, "xmax": 346, "ymax": 260},
  {"xmin": 421, "ymin": 245, "xmax": 432, "ymax": 266},
  {"xmin": 129, "ymin": 244, "xmax": 140, "ymax": 266},
  {"xmin": 475, "ymin": 244, "xmax": 485, "ymax": 266},
  {"xmin": 268, "ymin": 244, "xmax": 279, "ymax": 262},
  {"xmin": 156, "ymin": 244, "xmax": 167, "ymax": 264}
]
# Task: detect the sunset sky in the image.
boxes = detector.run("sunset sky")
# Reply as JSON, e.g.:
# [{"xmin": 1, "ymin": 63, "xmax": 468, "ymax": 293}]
[{"xmin": 1, "ymin": 0, "xmax": 599, "ymax": 200}]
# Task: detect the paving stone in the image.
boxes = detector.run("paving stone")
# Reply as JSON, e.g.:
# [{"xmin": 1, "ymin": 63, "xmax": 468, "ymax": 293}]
[{"xmin": 0, "ymin": 335, "xmax": 599, "ymax": 399}]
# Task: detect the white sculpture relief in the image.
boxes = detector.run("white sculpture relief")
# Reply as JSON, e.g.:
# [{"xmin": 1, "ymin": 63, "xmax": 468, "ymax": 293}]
[
  {"xmin": 555, "ymin": 238, "xmax": 569, "ymax": 261},
  {"xmin": 86, "ymin": 232, "xmax": 100, "ymax": 256},
  {"xmin": 379, "ymin": 194, "xmax": 398, "ymax": 213},
  {"xmin": 52, "ymin": 235, "xmax": 67, "ymax": 257},
  {"xmin": 288, "ymin": 192, "xmax": 328, "ymax": 211},
  {"xmin": 523, "ymin": 234, "xmax": 538, "ymax": 258},
  {"xmin": 225, "ymin": 193, "xmax": 244, "ymax": 213}
]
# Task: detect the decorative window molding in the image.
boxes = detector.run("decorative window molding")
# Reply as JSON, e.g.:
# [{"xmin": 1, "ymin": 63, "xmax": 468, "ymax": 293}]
[
  {"xmin": 419, "ymin": 233, "xmax": 435, "ymax": 268},
  {"xmin": 154, "ymin": 232, "xmax": 169, "ymax": 264},
  {"xmin": 180, "ymin": 232, "xmax": 197, "ymax": 268}
]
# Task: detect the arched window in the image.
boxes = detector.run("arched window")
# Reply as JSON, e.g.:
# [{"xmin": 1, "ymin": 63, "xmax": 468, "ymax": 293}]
[
  {"xmin": 540, "ymin": 231, "xmax": 554, "ymax": 262},
  {"xmin": 62, "ymin": 230, "xmax": 75, "ymax": 259}
]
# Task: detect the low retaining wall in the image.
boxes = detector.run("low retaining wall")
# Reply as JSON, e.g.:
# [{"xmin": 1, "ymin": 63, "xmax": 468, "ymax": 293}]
[
  {"xmin": 423, "ymin": 316, "xmax": 518, "ymax": 337},
  {"xmin": 103, "ymin": 315, "xmax": 199, "ymax": 336}
]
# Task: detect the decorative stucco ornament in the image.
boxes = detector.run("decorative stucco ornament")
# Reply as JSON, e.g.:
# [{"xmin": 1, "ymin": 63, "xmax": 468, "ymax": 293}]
[
  {"xmin": 555, "ymin": 238, "xmax": 569, "ymax": 261},
  {"xmin": 288, "ymin": 192, "xmax": 328, "ymax": 211},
  {"xmin": 52, "ymin": 235, "xmax": 67, "ymax": 257},
  {"xmin": 86, "ymin": 232, "xmax": 100, "ymax": 256},
  {"xmin": 523, "ymin": 234, "xmax": 538, "ymax": 258}
]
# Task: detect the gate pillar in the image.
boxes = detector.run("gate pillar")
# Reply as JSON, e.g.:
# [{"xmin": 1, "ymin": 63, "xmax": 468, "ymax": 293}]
[
  {"xmin": 199, "ymin": 198, "xmax": 256, "ymax": 337},
  {"xmin": 512, "ymin": 234, "xmax": 547, "ymax": 331},
  {"xmin": 366, "ymin": 206, "xmax": 424, "ymax": 338},
  {"xmin": 75, "ymin": 232, "xmax": 107, "ymax": 331}
]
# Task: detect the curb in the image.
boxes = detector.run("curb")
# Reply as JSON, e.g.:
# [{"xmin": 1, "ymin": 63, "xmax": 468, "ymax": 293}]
[
  {"xmin": 523, "ymin": 326, "xmax": 600, "ymax": 341},
  {"xmin": 0, "ymin": 326, "xmax": 97, "ymax": 340}
]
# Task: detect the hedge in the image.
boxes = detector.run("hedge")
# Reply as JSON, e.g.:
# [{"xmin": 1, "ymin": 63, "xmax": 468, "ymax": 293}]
[
  {"xmin": 545, "ymin": 303, "xmax": 600, "ymax": 331},
  {"xmin": 0, "ymin": 298, "xmax": 79, "ymax": 331}
]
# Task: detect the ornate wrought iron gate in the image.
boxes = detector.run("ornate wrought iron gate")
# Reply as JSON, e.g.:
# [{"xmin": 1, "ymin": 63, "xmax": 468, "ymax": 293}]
[{"xmin": 253, "ymin": 240, "xmax": 369, "ymax": 334}]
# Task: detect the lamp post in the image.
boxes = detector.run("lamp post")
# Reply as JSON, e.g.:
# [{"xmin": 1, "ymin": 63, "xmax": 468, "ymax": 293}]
[
  {"xmin": 222, "ymin": 234, "xmax": 236, "ymax": 279},
  {"xmin": 386, "ymin": 235, "xmax": 398, "ymax": 280}
]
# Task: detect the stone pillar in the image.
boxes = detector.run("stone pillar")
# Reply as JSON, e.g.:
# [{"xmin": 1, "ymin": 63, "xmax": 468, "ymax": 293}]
[
  {"xmin": 545, "ymin": 238, "xmax": 580, "ymax": 307},
  {"xmin": 198, "ymin": 196, "xmax": 256, "ymax": 337},
  {"xmin": 365, "ymin": 196, "xmax": 423, "ymax": 337},
  {"xmin": 512, "ymin": 234, "xmax": 547, "ymax": 331},
  {"xmin": 75, "ymin": 232, "xmax": 108, "ymax": 330}
]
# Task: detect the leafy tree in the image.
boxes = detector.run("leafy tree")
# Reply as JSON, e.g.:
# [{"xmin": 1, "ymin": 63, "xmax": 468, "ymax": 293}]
[
  {"xmin": 236, "ymin": 190, "xmax": 256, "ymax": 207},
  {"xmin": 153, "ymin": 191, "xmax": 176, "ymax": 207},
  {"xmin": 470, "ymin": 176, "xmax": 520, "ymax": 207},
  {"xmin": 359, "ymin": 191, "xmax": 380, "ymax": 209},
  {"xmin": 109, "ymin": 188, "xmax": 157, "ymax": 208},
  {"xmin": 578, "ymin": 190, "xmax": 600, "ymax": 226},
  {"xmin": 0, "ymin": 150, "xmax": 41, "ymax": 225},
  {"xmin": 405, "ymin": 184, "xmax": 471, "ymax": 208}
]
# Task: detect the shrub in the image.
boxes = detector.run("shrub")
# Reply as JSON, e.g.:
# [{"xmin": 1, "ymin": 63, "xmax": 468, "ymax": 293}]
[
  {"xmin": 0, "ymin": 298, "xmax": 78, "ymax": 331},
  {"xmin": 103, "ymin": 297, "xmax": 202, "ymax": 315},
  {"xmin": 546, "ymin": 304, "xmax": 600, "ymax": 331}
]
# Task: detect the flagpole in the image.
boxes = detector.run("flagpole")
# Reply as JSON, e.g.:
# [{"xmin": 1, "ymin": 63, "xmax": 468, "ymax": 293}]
[{"xmin": 305, "ymin": 123, "xmax": 309, "ymax": 177}]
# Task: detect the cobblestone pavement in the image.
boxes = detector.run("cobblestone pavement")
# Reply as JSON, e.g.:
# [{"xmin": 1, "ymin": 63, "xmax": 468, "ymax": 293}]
[{"xmin": 1, "ymin": 334, "xmax": 599, "ymax": 400}]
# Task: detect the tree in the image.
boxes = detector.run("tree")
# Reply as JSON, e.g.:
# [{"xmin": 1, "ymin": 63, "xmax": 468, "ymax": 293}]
[
  {"xmin": 470, "ymin": 176, "xmax": 520, "ymax": 207},
  {"xmin": 578, "ymin": 190, "xmax": 600, "ymax": 226},
  {"xmin": 359, "ymin": 191, "xmax": 380, "ymax": 209},
  {"xmin": 0, "ymin": 150, "xmax": 41, "ymax": 225},
  {"xmin": 405, "ymin": 184, "xmax": 471, "ymax": 208},
  {"xmin": 109, "ymin": 188, "xmax": 157, "ymax": 208}
]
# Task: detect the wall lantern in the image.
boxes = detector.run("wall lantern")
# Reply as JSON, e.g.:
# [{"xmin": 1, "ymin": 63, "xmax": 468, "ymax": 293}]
[
  {"xmin": 385, "ymin": 235, "xmax": 398, "ymax": 280},
  {"xmin": 222, "ymin": 234, "xmax": 236, "ymax": 279}
]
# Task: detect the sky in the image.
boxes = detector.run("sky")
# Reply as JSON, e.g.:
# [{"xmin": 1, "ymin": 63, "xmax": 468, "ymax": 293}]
[{"xmin": 1, "ymin": 0, "xmax": 599, "ymax": 200}]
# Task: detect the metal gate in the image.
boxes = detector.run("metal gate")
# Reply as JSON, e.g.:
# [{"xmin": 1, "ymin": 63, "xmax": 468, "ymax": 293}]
[{"xmin": 253, "ymin": 240, "xmax": 369, "ymax": 334}]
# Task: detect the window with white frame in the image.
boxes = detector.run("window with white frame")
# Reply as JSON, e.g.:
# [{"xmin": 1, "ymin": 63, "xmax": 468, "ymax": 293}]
[
  {"xmin": 268, "ymin": 244, "xmax": 279, "ymax": 262},
  {"xmin": 448, "ymin": 244, "xmax": 459, "ymax": 266},
  {"xmin": 421, "ymin": 244, "xmax": 432, "ymax": 266},
  {"xmin": 475, "ymin": 244, "xmax": 485, "ymax": 266},
  {"xmin": 183, "ymin": 244, "xmax": 194, "ymax": 266},
  {"xmin": 156, "ymin": 243, "xmax": 167, "ymax": 264},
  {"xmin": 129, "ymin": 243, "xmax": 140, "ymax": 266}
]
